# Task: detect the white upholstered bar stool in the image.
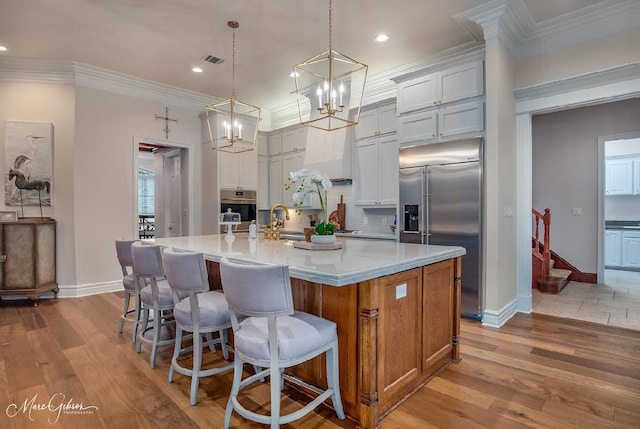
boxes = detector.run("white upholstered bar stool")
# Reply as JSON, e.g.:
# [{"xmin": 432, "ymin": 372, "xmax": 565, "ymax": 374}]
[
  {"xmin": 115, "ymin": 239, "xmax": 140, "ymax": 343},
  {"xmin": 132, "ymin": 241, "xmax": 177, "ymax": 369},
  {"xmin": 162, "ymin": 248, "xmax": 234, "ymax": 405},
  {"xmin": 219, "ymin": 257, "xmax": 345, "ymax": 429}
]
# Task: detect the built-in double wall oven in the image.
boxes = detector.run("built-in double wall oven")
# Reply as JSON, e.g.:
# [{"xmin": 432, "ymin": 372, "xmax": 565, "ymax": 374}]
[{"xmin": 220, "ymin": 189, "xmax": 256, "ymax": 233}]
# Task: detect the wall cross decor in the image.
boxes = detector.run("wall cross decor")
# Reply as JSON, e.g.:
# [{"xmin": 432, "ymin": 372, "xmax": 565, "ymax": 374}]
[{"xmin": 155, "ymin": 107, "xmax": 178, "ymax": 139}]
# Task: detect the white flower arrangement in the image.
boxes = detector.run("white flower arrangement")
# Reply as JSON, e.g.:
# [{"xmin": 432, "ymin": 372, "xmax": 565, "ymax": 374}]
[{"xmin": 284, "ymin": 168, "xmax": 334, "ymax": 235}]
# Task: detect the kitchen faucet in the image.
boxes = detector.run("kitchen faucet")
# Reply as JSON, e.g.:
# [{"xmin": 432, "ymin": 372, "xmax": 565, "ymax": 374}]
[{"xmin": 265, "ymin": 203, "xmax": 290, "ymax": 240}]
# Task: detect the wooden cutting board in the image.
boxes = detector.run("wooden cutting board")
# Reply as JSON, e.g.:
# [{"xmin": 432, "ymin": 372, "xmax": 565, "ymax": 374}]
[{"xmin": 337, "ymin": 194, "xmax": 346, "ymax": 231}]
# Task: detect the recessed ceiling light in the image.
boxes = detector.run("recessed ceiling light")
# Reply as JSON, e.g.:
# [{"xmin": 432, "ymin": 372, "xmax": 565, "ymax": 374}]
[
  {"xmin": 192, "ymin": 67, "xmax": 203, "ymax": 73},
  {"xmin": 0, "ymin": 45, "xmax": 7, "ymax": 51},
  {"xmin": 375, "ymin": 34, "xmax": 389, "ymax": 42},
  {"xmin": 289, "ymin": 71, "xmax": 300, "ymax": 78}
]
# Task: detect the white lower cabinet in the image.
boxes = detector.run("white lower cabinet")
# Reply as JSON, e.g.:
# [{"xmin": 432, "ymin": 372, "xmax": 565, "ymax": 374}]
[
  {"xmin": 355, "ymin": 136, "xmax": 398, "ymax": 206},
  {"xmin": 605, "ymin": 230, "xmax": 622, "ymax": 267},
  {"xmin": 622, "ymin": 231, "xmax": 640, "ymax": 269}
]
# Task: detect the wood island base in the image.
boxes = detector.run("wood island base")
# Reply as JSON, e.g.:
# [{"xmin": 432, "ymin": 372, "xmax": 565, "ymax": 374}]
[{"xmin": 207, "ymin": 255, "xmax": 462, "ymax": 428}]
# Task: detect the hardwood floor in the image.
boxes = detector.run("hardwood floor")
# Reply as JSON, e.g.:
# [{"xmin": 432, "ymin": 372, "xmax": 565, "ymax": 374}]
[{"xmin": 1, "ymin": 293, "xmax": 639, "ymax": 428}]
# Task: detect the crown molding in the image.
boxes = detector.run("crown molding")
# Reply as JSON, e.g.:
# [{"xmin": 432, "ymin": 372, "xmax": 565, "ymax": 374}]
[
  {"xmin": 517, "ymin": 0, "xmax": 640, "ymax": 59},
  {"xmin": 72, "ymin": 63, "xmax": 218, "ymax": 110},
  {"xmin": 0, "ymin": 57, "xmax": 220, "ymax": 111},
  {"xmin": 454, "ymin": 0, "xmax": 640, "ymax": 59},
  {"xmin": 514, "ymin": 61, "xmax": 640, "ymax": 102},
  {"xmin": 0, "ymin": 57, "xmax": 76, "ymax": 84}
]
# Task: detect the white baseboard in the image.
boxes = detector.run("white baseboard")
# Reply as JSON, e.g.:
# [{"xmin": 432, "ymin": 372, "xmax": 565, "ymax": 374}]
[
  {"xmin": 58, "ymin": 281, "xmax": 122, "ymax": 298},
  {"xmin": 0, "ymin": 281, "xmax": 122, "ymax": 301},
  {"xmin": 482, "ymin": 298, "xmax": 518, "ymax": 328}
]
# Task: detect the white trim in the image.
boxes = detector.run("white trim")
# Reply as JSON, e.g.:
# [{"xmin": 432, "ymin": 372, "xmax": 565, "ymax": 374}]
[
  {"xmin": 482, "ymin": 298, "xmax": 518, "ymax": 328},
  {"xmin": 133, "ymin": 136, "xmax": 195, "ymax": 238},
  {"xmin": 457, "ymin": 0, "xmax": 640, "ymax": 59},
  {"xmin": 516, "ymin": 113, "xmax": 533, "ymax": 314},
  {"xmin": 58, "ymin": 281, "xmax": 122, "ymax": 298}
]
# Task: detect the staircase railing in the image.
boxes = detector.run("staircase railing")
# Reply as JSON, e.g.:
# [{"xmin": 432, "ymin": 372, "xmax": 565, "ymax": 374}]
[{"xmin": 532, "ymin": 208, "xmax": 551, "ymax": 281}]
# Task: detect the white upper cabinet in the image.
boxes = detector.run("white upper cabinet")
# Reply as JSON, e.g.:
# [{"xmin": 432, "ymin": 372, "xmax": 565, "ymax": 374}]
[
  {"xmin": 258, "ymin": 156, "xmax": 269, "ymax": 210},
  {"xmin": 218, "ymin": 148, "xmax": 258, "ymax": 191},
  {"xmin": 269, "ymin": 156, "xmax": 284, "ymax": 206},
  {"xmin": 282, "ymin": 127, "xmax": 307, "ymax": 153},
  {"xmin": 257, "ymin": 133, "xmax": 268, "ymax": 157},
  {"xmin": 355, "ymin": 103, "xmax": 397, "ymax": 139},
  {"xmin": 355, "ymin": 136, "xmax": 398, "ymax": 206},
  {"xmin": 397, "ymin": 61, "xmax": 484, "ymax": 115},
  {"xmin": 606, "ymin": 158, "xmax": 634, "ymax": 195},
  {"xmin": 398, "ymin": 99, "xmax": 483, "ymax": 145},
  {"xmin": 269, "ymin": 132, "xmax": 283, "ymax": 156}
]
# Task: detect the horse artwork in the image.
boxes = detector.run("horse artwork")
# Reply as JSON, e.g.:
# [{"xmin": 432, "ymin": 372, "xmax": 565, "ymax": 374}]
[{"xmin": 8, "ymin": 168, "xmax": 51, "ymax": 217}]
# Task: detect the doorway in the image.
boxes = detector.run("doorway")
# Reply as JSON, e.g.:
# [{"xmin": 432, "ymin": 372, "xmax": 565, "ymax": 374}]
[
  {"xmin": 134, "ymin": 138, "xmax": 191, "ymax": 240},
  {"xmin": 600, "ymin": 134, "xmax": 640, "ymax": 285}
]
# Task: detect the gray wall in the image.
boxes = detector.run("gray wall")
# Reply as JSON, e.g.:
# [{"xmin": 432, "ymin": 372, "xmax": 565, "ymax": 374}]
[{"xmin": 532, "ymin": 97, "xmax": 640, "ymax": 273}]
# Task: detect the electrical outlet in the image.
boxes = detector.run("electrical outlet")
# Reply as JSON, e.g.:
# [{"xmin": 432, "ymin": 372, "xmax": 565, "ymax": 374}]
[
  {"xmin": 572, "ymin": 207, "xmax": 582, "ymax": 215},
  {"xmin": 382, "ymin": 217, "xmax": 387, "ymax": 226},
  {"xmin": 363, "ymin": 216, "xmax": 368, "ymax": 225}
]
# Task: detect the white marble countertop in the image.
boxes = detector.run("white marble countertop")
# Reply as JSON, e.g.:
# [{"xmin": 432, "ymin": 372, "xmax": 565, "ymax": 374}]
[{"xmin": 151, "ymin": 234, "xmax": 465, "ymax": 287}]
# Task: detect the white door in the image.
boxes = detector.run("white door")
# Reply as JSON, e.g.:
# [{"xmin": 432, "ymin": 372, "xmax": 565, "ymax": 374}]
[{"xmin": 165, "ymin": 153, "xmax": 182, "ymax": 237}]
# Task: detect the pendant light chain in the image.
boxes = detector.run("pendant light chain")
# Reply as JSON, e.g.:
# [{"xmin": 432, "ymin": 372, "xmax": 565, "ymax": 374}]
[
  {"xmin": 231, "ymin": 24, "xmax": 236, "ymax": 99},
  {"xmin": 328, "ymin": 0, "xmax": 332, "ymax": 53}
]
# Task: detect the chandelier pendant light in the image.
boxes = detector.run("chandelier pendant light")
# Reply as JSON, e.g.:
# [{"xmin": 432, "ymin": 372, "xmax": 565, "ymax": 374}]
[
  {"xmin": 206, "ymin": 21, "xmax": 261, "ymax": 153},
  {"xmin": 293, "ymin": 0, "xmax": 368, "ymax": 131}
]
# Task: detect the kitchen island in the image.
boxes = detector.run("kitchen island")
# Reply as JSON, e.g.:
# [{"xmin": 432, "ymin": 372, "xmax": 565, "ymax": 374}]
[{"xmin": 152, "ymin": 234, "xmax": 465, "ymax": 428}]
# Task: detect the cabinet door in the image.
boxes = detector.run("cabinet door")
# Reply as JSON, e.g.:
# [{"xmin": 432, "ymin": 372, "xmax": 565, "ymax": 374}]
[
  {"xmin": 377, "ymin": 268, "xmax": 422, "ymax": 409},
  {"xmin": 282, "ymin": 128, "xmax": 307, "ymax": 153},
  {"xmin": 634, "ymin": 159, "xmax": 640, "ymax": 195},
  {"xmin": 397, "ymin": 72, "xmax": 439, "ymax": 114},
  {"xmin": 269, "ymin": 133, "xmax": 283, "ymax": 156},
  {"xmin": 282, "ymin": 130, "xmax": 298, "ymax": 153},
  {"xmin": 397, "ymin": 110, "xmax": 437, "ymax": 145},
  {"xmin": 355, "ymin": 139, "xmax": 379, "ymax": 205},
  {"xmin": 218, "ymin": 151, "xmax": 240, "ymax": 190},
  {"xmin": 378, "ymin": 137, "xmax": 399, "ymax": 205},
  {"xmin": 422, "ymin": 259, "xmax": 454, "ymax": 374},
  {"xmin": 4, "ymin": 224, "xmax": 36, "ymax": 289},
  {"xmin": 257, "ymin": 133, "xmax": 268, "ymax": 157},
  {"xmin": 238, "ymin": 149, "xmax": 258, "ymax": 190},
  {"xmin": 606, "ymin": 159, "xmax": 633, "ymax": 195},
  {"xmin": 438, "ymin": 99, "xmax": 484, "ymax": 138},
  {"xmin": 258, "ymin": 156, "xmax": 269, "ymax": 210},
  {"xmin": 283, "ymin": 152, "xmax": 312, "ymax": 207},
  {"xmin": 439, "ymin": 61, "xmax": 484, "ymax": 105},
  {"xmin": 604, "ymin": 230, "xmax": 622, "ymax": 266},
  {"xmin": 378, "ymin": 104, "xmax": 397, "ymax": 136},
  {"xmin": 355, "ymin": 109, "xmax": 379, "ymax": 139},
  {"xmin": 219, "ymin": 149, "xmax": 257, "ymax": 190},
  {"xmin": 269, "ymin": 156, "xmax": 283, "ymax": 205},
  {"xmin": 622, "ymin": 232, "xmax": 640, "ymax": 268}
]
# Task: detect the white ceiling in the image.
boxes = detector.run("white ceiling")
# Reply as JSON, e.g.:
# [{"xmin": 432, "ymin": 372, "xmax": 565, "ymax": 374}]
[{"xmin": 0, "ymin": 0, "xmax": 612, "ymax": 111}]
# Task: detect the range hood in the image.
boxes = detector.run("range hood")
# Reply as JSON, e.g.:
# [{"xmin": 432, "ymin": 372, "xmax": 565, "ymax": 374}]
[{"xmin": 303, "ymin": 127, "xmax": 352, "ymax": 184}]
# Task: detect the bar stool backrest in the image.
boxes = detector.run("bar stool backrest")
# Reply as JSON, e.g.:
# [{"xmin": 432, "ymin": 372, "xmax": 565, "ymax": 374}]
[{"xmin": 219, "ymin": 257, "xmax": 293, "ymax": 318}]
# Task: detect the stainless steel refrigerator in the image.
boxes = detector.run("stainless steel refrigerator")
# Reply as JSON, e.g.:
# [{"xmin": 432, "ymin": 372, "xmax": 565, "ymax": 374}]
[{"xmin": 399, "ymin": 138, "xmax": 483, "ymax": 319}]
